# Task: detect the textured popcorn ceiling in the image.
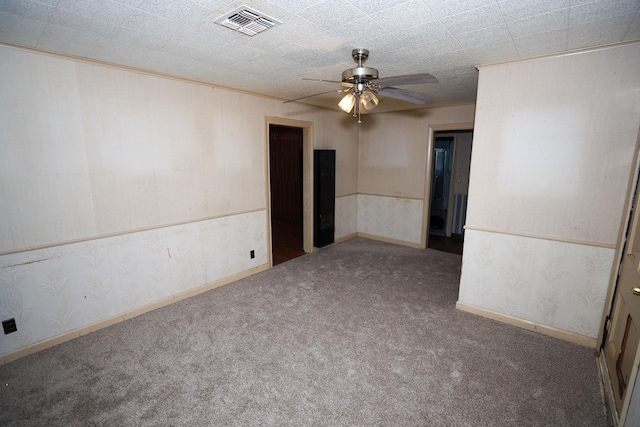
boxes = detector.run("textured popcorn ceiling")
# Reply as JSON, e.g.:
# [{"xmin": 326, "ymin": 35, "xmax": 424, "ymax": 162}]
[{"xmin": 0, "ymin": 0, "xmax": 638, "ymax": 113}]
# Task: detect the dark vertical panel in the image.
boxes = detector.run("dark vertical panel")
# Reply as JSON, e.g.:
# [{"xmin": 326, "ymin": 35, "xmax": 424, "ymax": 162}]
[{"xmin": 314, "ymin": 149, "xmax": 335, "ymax": 247}]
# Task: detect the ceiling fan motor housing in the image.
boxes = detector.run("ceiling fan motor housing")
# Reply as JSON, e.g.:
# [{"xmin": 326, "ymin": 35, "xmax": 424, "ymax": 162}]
[
  {"xmin": 342, "ymin": 66, "xmax": 378, "ymax": 83},
  {"xmin": 342, "ymin": 48, "xmax": 378, "ymax": 88}
]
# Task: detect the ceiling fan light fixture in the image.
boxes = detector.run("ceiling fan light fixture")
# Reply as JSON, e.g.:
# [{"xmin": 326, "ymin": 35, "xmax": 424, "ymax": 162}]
[
  {"xmin": 338, "ymin": 93, "xmax": 356, "ymax": 113},
  {"xmin": 284, "ymin": 48, "xmax": 438, "ymax": 123},
  {"xmin": 360, "ymin": 90, "xmax": 379, "ymax": 111}
]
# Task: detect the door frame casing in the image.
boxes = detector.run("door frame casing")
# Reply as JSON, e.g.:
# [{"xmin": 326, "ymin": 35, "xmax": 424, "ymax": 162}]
[
  {"xmin": 598, "ymin": 127, "xmax": 640, "ymax": 426},
  {"xmin": 422, "ymin": 123, "xmax": 474, "ymax": 249},
  {"xmin": 265, "ymin": 117, "xmax": 315, "ymax": 267},
  {"xmin": 598, "ymin": 130, "xmax": 640, "ymax": 346}
]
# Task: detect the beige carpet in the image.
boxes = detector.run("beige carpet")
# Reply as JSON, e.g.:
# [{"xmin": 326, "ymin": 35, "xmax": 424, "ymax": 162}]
[{"xmin": 0, "ymin": 237, "xmax": 607, "ymax": 426}]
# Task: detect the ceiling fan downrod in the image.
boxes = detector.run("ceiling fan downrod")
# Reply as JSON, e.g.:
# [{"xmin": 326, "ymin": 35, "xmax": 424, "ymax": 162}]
[{"xmin": 353, "ymin": 48, "xmax": 368, "ymax": 67}]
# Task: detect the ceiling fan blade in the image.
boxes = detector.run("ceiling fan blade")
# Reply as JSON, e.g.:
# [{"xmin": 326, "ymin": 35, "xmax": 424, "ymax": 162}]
[
  {"xmin": 374, "ymin": 73, "xmax": 438, "ymax": 88},
  {"xmin": 377, "ymin": 87, "xmax": 431, "ymax": 104},
  {"xmin": 283, "ymin": 88, "xmax": 349, "ymax": 103},
  {"xmin": 303, "ymin": 78, "xmax": 353, "ymax": 88}
]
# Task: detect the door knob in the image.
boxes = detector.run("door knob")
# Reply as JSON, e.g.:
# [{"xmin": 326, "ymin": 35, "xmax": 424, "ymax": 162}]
[{"xmin": 633, "ymin": 287, "xmax": 640, "ymax": 296}]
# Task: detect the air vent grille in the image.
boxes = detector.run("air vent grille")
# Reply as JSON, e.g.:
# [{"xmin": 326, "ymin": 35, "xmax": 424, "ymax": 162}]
[{"xmin": 215, "ymin": 6, "xmax": 282, "ymax": 37}]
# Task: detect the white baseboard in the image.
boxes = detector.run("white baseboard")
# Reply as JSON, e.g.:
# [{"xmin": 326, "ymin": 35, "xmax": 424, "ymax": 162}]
[
  {"xmin": 335, "ymin": 233, "xmax": 357, "ymax": 244},
  {"xmin": 0, "ymin": 263, "xmax": 270, "ymax": 366},
  {"xmin": 597, "ymin": 352, "xmax": 619, "ymax": 426},
  {"xmin": 456, "ymin": 301, "xmax": 598, "ymax": 348},
  {"xmin": 356, "ymin": 232, "xmax": 422, "ymax": 249}
]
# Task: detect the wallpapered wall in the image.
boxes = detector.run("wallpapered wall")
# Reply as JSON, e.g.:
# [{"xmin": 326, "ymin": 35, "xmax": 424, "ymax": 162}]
[
  {"xmin": 335, "ymin": 195, "xmax": 358, "ymax": 240},
  {"xmin": 0, "ymin": 211, "xmax": 267, "ymax": 355},
  {"xmin": 358, "ymin": 195, "xmax": 423, "ymax": 245},
  {"xmin": 459, "ymin": 230, "xmax": 614, "ymax": 338},
  {"xmin": 357, "ymin": 104, "xmax": 476, "ymax": 248},
  {"xmin": 358, "ymin": 105, "xmax": 476, "ymax": 201},
  {"xmin": 459, "ymin": 42, "xmax": 640, "ymax": 341}
]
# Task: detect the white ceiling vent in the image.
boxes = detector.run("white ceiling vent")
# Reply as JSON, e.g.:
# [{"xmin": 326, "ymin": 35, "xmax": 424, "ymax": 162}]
[{"xmin": 214, "ymin": 5, "xmax": 282, "ymax": 37}]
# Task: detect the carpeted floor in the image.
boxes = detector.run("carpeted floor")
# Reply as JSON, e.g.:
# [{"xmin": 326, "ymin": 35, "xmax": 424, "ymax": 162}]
[{"xmin": 0, "ymin": 237, "xmax": 607, "ymax": 426}]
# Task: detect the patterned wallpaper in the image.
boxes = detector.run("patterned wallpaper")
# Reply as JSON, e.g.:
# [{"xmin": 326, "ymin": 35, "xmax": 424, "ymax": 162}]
[
  {"xmin": 357, "ymin": 194, "xmax": 423, "ymax": 245},
  {"xmin": 4, "ymin": 191, "xmax": 613, "ymax": 355},
  {"xmin": 0, "ymin": 211, "xmax": 267, "ymax": 356},
  {"xmin": 335, "ymin": 195, "xmax": 358, "ymax": 240},
  {"xmin": 459, "ymin": 229, "xmax": 614, "ymax": 339}
]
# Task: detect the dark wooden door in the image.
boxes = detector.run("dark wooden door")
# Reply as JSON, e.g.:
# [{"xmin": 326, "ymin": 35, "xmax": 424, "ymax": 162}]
[{"xmin": 269, "ymin": 125, "xmax": 305, "ymax": 265}]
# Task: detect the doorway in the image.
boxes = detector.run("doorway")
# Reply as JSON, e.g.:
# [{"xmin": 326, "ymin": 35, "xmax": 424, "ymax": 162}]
[
  {"xmin": 600, "ymin": 148, "xmax": 640, "ymax": 426},
  {"xmin": 269, "ymin": 124, "xmax": 306, "ymax": 265},
  {"xmin": 426, "ymin": 130, "xmax": 473, "ymax": 255},
  {"xmin": 430, "ymin": 136, "xmax": 453, "ymax": 237}
]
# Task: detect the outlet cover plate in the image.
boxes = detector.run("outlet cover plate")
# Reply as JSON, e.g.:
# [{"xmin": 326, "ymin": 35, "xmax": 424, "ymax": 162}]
[{"xmin": 2, "ymin": 318, "xmax": 17, "ymax": 334}]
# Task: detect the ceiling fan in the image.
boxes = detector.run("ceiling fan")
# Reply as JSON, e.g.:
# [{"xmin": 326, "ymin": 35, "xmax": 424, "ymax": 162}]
[{"xmin": 285, "ymin": 48, "xmax": 438, "ymax": 123}]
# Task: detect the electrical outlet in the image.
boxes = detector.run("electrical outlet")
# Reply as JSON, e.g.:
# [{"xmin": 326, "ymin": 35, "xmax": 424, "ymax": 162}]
[
  {"xmin": 250, "ymin": 250, "xmax": 255, "ymax": 259},
  {"xmin": 2, "ymin": 318, "xmax": 17, "ymax": 335}
]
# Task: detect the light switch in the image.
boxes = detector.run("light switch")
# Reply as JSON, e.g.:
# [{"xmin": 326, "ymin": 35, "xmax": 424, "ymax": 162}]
[{"xmin": 456, "ymin": 175, "xmax": 462, "ymax": 183}]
